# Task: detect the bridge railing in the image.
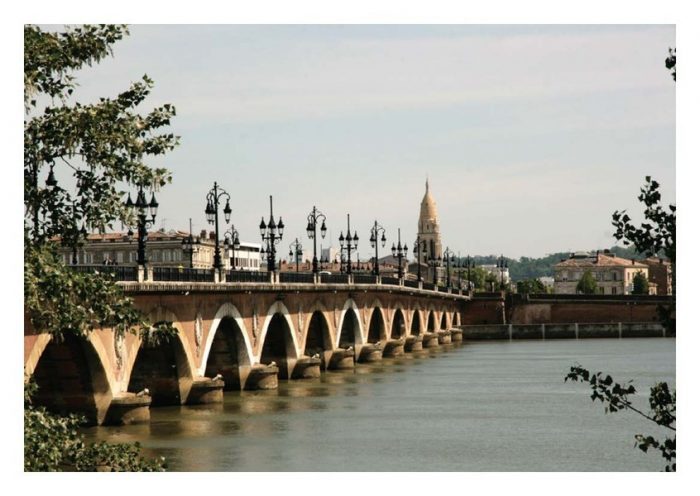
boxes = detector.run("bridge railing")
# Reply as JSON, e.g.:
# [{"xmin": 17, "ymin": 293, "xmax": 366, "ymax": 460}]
[
  {"xmin": 438, "ymin": 286, "xmax": 450, "ymax": 293},
  {"xmin": 403, "ymin": 279, "xmax": 420, "ymax": 289},
  {"xmin": 152, "ymin": 267, "xmax": 215, "ymax": 282},
  {"xmin": 422, "ymin": 282, "xmax": 435, "ymax": 291},
  {"xmin": 321, "ymin": 273, "xmax": 350, "ymax": 284},
  {"xmin": 228, "ymin": 270, "xmax": 271, "ymax": 283},
  {"xmin": 353, "ymin": 274, "xmax": 378, "ymax": 285},
  {"xmin": 279, "ymin": 272, "xmax": 315, "ymax": 284},
  {"xmin": 68, "ymin": 264, "xmax": 138, "ymax": 281},
  {"xmin": 380, "ymin": 276, "xmax": 401, "ymax": 286}
]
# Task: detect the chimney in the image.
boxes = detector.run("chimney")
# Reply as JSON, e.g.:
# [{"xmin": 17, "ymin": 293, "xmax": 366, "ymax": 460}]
[
  {"xmin": 209, "ymin": 231, "xmax": 216, "ymax": 241},
  {"xmin": 596, "ymin": 250, "xmax": 600, "ymax": 263}
]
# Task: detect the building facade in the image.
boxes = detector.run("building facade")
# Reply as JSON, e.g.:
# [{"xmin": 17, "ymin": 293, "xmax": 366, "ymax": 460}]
[
  {"xmin": 553, "ymin": 251, "xmax": 652, "ymax": 295},
  {"xmin": 643, "ymin": 257, "xmax": 673, "ymax": 295},
  {"xmin": 56, "ymin": 229, "xmax": 261, "ymax": 271}
]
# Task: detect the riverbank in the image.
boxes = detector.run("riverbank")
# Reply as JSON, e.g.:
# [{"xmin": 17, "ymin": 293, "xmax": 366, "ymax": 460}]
[{"xmin": 459, "ymin": 322, "xmax": 670, "ymax": 340}]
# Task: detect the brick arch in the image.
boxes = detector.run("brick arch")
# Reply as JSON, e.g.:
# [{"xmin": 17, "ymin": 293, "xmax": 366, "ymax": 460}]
[
  {"xmin": 125, "ymin": 306, "xmax": 194, "ymax": 405},
  {"xmin": 389, "ymin": 303, "xmax": 409, "ymax": 339},
  {"xmin": 258, "ymin": 300, "xmax": 301, "ymax": 361},
  {"xmin": 30, "ymin": 332, "xmax": 114, "ymax": 425},
  {"xmin": 199, "ymin": 302, "xmax": 254, "ymax": 377},
  {"xmin": 366, "ymin": 297, "xmax": 388, "ymax": 343},
  {"xmin": 427, "ymin": 308, "xmax": 438, "ymax": 332},
  {"xmin": 337, "ymin": 298, "xmax": 365, "ymax": 348},
  {"xmin": 303, "ymin": 300, "xmax": 336, "ymax": 351},
  {"xmin": 440, "ymin": 310, "xmax": 448, "ymax": 330},
  {"xmin": 409, "ymin": 307, "xmax": 424, "ymax": 335}
]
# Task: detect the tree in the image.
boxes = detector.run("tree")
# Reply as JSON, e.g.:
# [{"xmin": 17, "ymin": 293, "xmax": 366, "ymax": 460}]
[
  {"xmin": 516, "ymin": 278, "xmax": 546, "ymax": 295},
  {"xmin": 576, "ymin": 270, "xmax": 597, "ymax": 294},
  {"xmin": 632, "ymin": 271, "xmax": 649, "ymax": 295},
  {"xmin": 665, "ymin": 47, "xmax": 676, "ymax": 81},
  {"xmin": 24, "ymin": 24, "xmax": 178, "ymax": 471},
  {"xmin": 565, "ymin": 365, "xmax": 675, "ymax": 471}
]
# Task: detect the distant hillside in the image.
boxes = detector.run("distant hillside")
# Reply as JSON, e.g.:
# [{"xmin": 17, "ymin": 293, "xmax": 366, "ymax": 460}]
[{"xmin": 459, "ymin": 245, "xmax": 652, "ymax": 281}]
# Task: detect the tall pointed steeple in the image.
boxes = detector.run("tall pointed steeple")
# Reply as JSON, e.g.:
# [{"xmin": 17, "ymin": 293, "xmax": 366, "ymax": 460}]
[{"xmin": 417, "ymin": 179, "xmax": 442, "ymax": 262}]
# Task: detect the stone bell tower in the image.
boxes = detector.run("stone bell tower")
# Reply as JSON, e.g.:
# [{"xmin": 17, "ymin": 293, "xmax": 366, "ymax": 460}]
[{"xmin": 417, "ymin": 178, "xmax": 443, "ymax": 266}]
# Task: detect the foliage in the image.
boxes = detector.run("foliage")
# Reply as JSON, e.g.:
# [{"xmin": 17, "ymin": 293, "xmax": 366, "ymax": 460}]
[
  {"xmin": 575, "ymin": 270, "xmax": 598, "ymax": 294},
  {"xmin": 632, "ymin": 271, "xmax": 650, "ymax": 295},
  {"xmin": 24, "ymin": 24, "xmax": 179, "ymax": 472},
  {"xmin": 665, "ymin": 48, "xmax": 676, "ymax": 81},
  {"xmin": 565, "ymin": 365, "xmax": 675, "ymax": 471},
  {"xmin": 516, "ymin": 278, "xmax": 546, "ymax": 294},
  {"xmin": 24, "ymin": 382, "xmax": 165, "ymax": 472},
  {"xmin": 612, "ymin": 177, "xmax": 675, "ymax": 266}
]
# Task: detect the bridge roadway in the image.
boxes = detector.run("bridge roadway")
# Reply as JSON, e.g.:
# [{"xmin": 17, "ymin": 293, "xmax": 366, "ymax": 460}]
[{"xmin": 24, "ymin": 279, "xmax": 469, "ymax": 425}]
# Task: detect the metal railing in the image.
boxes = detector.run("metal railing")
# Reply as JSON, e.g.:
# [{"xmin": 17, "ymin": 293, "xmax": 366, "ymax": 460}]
[
  {"xmin": 381, "ymin": 276, "xmax": 400, "ymax": 286},
  {"xmin": 153, "ymin": 267, "xmax": 215, "ymax": 282},
  {"xmin": 353, "ymin": 274, "xmax": 378, "ymax": 285},
  {"xmin": 422, "ymin": 282, "xmax": 435, "ymax": 291},
  {"xmin": 403, "ymin": 279, "xmax": 420, "ymax": 289},
  {"xmin": 321, "ymin": 273, "xmax": 350, "ymax": 284},
  {"xmin": 68, "ymin": 264, "xmax": 137, "ymax": 281},
  {"xmin": 438, "ymin": 286, "xmax": 450, "ymax": 293},
  {"xmin": 279, "ymin": 272, "xmax": 315, "ymax": 283},
  {"xmin": 228, "ymin": 270, "xmax": 270, "ymax": 283}
]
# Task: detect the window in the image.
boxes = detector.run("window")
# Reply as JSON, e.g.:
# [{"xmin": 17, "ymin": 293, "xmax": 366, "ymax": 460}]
[{"xmin": 612, "ymin": 287, "xmax": 617, "ymax": 295}]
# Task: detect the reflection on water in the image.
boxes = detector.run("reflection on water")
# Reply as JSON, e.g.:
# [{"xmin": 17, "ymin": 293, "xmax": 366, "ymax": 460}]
[{"xmin": 82, "ymin": 339, "xmax": 675, "ymax": 471}]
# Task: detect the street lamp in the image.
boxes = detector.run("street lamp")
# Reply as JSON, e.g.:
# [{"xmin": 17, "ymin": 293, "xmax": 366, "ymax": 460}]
[
  {"xmin": 223, "ymin": 225, "xmax": 241, "ymax": 270},
  {"xmin": 465, "ymin": 255, "xmax": 475, "ymax": 291},
  {"xmin": 391, "ymin": 228, "xmax": 409, "ymax": 279},
  {"xmin": 497, "ymin": 254, "xmax": 508, "ymax": 289},
  {"xmin": 204, "ymin": 181, "xmax": 232, "ymax": 270},
  {"xmin": 289, "ymin": 238, "xmax": 303, "ymax": 272},
  {"xmin": 369, "ymin": 220, "xmax": 387, "ymax": 276},
  {"xmin": 124, "ymin": 185, "xmax": 159, "ymax": 266},
  {"xmin": 260, "ymin": 195, "xmax": 284, "ymax": 273},
  {"xmin": 181, "ymin": 218, "xmax": 201, "ymax": 268},
  {"xmin": 306, "ymin": 206, "xmax": 327, "ymax": 274},
  {"xmin": 443, "ymin": 247, "xmax": 455, "ymax": 289},
  {"xmin": 413, "ymin": 237, "xmax": 427, "ymax": 282},
  {"xmin": 428, "ymin": 254, "xmax": 442, "ymax": 286},
  {"xmin": 338, "ymin": 214, "xmax": 358, "ymax": 275}
]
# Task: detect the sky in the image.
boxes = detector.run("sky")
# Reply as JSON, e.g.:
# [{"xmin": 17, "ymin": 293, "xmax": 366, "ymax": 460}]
[{"xmin": 45, "ymin": 24, "xmax": 675, "ymax": 259}]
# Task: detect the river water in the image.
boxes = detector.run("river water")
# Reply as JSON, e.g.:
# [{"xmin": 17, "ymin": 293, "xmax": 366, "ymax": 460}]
[{"xmin": 84, "ymin": 338, "xmax": 675, "ymax": 471}]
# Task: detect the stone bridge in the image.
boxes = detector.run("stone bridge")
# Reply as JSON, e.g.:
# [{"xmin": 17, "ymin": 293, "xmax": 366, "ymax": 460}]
[{"xmin": 24, "ymin": 280, "xmax": 467, "ymax": 425}]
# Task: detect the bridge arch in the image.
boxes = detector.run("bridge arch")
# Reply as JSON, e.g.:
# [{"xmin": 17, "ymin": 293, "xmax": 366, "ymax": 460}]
[
  {"xmin": 440, "ymin": 311, "xmax": 448, "ymax": 330},
  {"xmin": 390, "ymin": 305, "xmax": 408, "ymax": 339},
  {"xmin": 410, "ymin": 307, "xmax": 423, "ymax": 335},
  {"xmin": 201, "ymin": 302, "xmax": 254, "ymax": 390},
  {"xmin": 367, "ymin": 305, "xmax": 388, "ymax": 343},
  {"xmin": 427, "ymin": 310, "xmax": 437, "ymax": 332},
  {"xmin": 303, "ymin": 302, "xmax": 335, "ymax": 369},
  {"xmin": 259, "ymin": 301, "xmax": 300, "ymax": 379},
  {"xmin": 337, "ymin": 298, "xmax": 364, "ymax": 349},
  {"xmin": 30, "ymin": 332, "xmax": 114, "ymax": 425},
  {"xmin": 126, "ymin": 307, "xmax": 194, "ymax": 406}
]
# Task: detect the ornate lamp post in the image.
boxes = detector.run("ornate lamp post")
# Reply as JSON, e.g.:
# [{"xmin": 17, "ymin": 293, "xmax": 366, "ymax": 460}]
[
  {"xmin": 369, "ymin": 220, "xmax": 387, "ymax": 276},
  {"xmin": 428, "ymin": 254, "xmax": 442, "ymax": 285},
  {"xmin": 259, "ymin": 195, "xmax": 284, "ymax": 273},
  {"xmin": 181, "ymin": 218, "xmax": 201, "ymax": 268},
  {"xmin": 124, "ymin": 185, "xmax": 159, "ymax": 266},
  {"xmin": 289, "ymin": 238, "xmax": 303, "ymax": 272},
  {"xmin": 497, "ymin": 254, "xmax": 508, "ymax": 289},
  {"xmin": 223, "ymin": 225, "xmax": 241, "ymax": 270},
  {"xmin": 391, "ymin": 228, "xmax": 409, "ymax": 279},
  {"xmin": 204, "ymin": 182, "xmax": 232, "ymax": 270},
  {"xmin": 465, "ymin": 255, "xmax": 475, "ymax": 291},
  {"xmin": 338, "ymin": 214, "xmax": 358, "ymax": 275},
  {"xmin": 413, "ymin": 237, "xmax": 427, "ymax": 282},
  {"xmin": 443, "ymin": 247, "xmax": 455, "ymax": 289},
  {"xmin": 306, "ymin": 206, "xmax": 327, "ymax": 274}
]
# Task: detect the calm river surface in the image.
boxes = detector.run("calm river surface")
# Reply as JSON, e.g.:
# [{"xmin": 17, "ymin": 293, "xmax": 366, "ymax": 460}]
[{"xmin": 84, "ymin": 338, "xmax": 675, "ymax": 471}]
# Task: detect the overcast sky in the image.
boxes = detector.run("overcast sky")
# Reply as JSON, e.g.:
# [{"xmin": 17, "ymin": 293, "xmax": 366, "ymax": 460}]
[{"xmin": 51, "ymin": 24, "xmax": 675, "ymax": 259}]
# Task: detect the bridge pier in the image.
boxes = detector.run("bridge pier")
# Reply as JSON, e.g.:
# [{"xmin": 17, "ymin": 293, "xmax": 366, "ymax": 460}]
[
  {"xmin": 327, "ymin": 348, "xmax": 355, "ymax": 370},
  {"xmin": 358, "ymin": 343, "xmax": 384, "ymax": 362},
  {"xmin": 422, "ymin": 332, "xmax": 439, "ymax": 348},
  {"xmin": 292, "ymin": 356, "xmax": 322, "ymax": 379},
  {"xmin": 450, "ymin": 328, "xmax": 463, "ymax": 343},
  {"xmin": 244, "ymin": 364, "xmax": 279, "ymax": 390},
  {"xmin": 104, "ymin": 393, "xmax": 151, "ymax": 425},
  {"xmin": 382, "ymin": 338, "xmax": 405, "ymax": 357},
  {"xmin": 404, "ymin": 335, "xmax": 423, "ymax": 352},
  {"xmin": 187, "ymin": 377, "xmax": 225, "ymax": 404},
  {"xmin": 437, "ymin": 330, "xmax": 452, "ymax": 344}
]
